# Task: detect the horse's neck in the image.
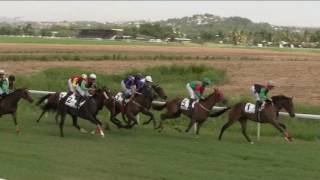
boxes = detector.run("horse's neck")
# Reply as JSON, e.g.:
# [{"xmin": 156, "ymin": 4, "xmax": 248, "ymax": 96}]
[
  {"xmin": 3, "ymin": 91, "xmax": 21, "ymax": 105},
  {"xmin": 134, "ymin": 94, "xmax": 152, "ymax": 107},
  {"xmin": 91, "ymin": 95, "xmax": 103, "ymax": 111},
  {"xmin": 200, "ymin": 93, "xmax": 216, "ymax": 109},
  {"xmin": 271, "ymin": 100, "xmax": 283, "ymax": 111}
]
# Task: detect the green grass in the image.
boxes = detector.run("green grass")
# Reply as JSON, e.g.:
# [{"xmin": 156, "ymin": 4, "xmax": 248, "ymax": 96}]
[
  {"xmin": 1, "ymin": 36, "xmax": 320, "ymax": 54},
  {"xmin": 1, "ymin": 65, "xmax": 320, "ymax": 179},
  {"xmin": 0, "ymin": 36, "xmax": 188, "ymax": 47},
  {"xmin": 0, "ymin": 52, "xmax": 233, "ymax": 61}
]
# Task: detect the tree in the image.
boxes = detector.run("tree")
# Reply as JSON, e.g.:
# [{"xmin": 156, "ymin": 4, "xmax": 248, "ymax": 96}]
[
  {"xmin": 310, "ymin": 31, "xmax": 320, "ymax": 42},
  {"xmin": 22, "ymin": 23, "xmax": 35, "ymax": 35}
]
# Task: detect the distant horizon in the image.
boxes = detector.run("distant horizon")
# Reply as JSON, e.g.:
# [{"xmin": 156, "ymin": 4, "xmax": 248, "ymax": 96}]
[
  {"xmin": 1, "ymin": 14, "xmax": 319, "ymax": 29},
  {"xmin": 0, "ymin": 1, "xmax": 319, "ymax": 28}
]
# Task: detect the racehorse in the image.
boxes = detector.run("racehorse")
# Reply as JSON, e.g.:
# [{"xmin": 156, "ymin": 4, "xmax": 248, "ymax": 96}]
[
  {"xmin": 0, "ymin": 88, "xmax": 34, "ymax": 133},
  {"xmin": 153, "ymin": 88, "xmax": 227, "ymax": 135},
  {"xmin": 57, "ymin": 88, "xmax": 112, "ymax": 137},
  {"xmin": 117, "ymin": 84, "xmax": 167, "ymax": 129},
  {"xmin": 218, "ymin": 95, "xmax": 295, "ymax": 143}
]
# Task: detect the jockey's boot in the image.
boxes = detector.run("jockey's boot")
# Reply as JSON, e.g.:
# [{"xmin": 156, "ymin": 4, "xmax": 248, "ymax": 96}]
[
  {"xmin": 75, "ymin": 95, "xmax": 83, "ymax": 115},
  {"xmin": 121, "ymin": 100, "xmax": 126, "ymax": 113},
  {"xmin": 255, "ymin": 101, "xmax": 262, "ymax": 122},
  {"xmin": 189, "ymin": 98, "xmax": 195, "ymax": 113}
]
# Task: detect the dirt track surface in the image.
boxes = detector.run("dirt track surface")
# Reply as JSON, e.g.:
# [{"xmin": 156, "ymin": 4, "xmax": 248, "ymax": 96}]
[
  {"xmin": 3, "ymin": 59, "xmax": 320, "ymax": 105},
  {"xmin": 1, "ymin": 43, "xmax": 320, "ymax": 61}
]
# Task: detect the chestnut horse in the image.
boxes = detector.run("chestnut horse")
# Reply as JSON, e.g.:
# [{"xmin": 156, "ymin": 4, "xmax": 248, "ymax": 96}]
[
  {"xmin": 218, "ymin": 95, "xmax": 295, "ymax": 143},
  {"xmin": 153, "ymin": 88, "xmax": 227, "ymax": 135},
  {"xmin": 0, "ymin": 88, "xmax": 34, "ymax": 133},
  {"xmin": 120, "ymin": 84, "xmax": 167, "ymax": 129}
]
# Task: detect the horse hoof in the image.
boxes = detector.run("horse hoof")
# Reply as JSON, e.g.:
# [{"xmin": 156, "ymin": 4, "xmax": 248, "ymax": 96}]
[
  {"xmin": 16, "ymin": 129, "xmax": 21, "ymax": 134},
  {"xmin": 250, "ymin": 141, "xmax": 254, "ymax": 144},
  {"xmin": 80, "ymin": 128, "xmax": 88, "ymax": 134},
  {"xmin": 284, "ymin": 137, "xmax": 292, "ymax": 142}
]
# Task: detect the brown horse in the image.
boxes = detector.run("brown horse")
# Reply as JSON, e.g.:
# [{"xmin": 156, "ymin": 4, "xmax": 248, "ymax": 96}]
[
  {"xmin": 218, "ymin": 95, "xmax": 295, "ymax": 143},
  {"xmin": 0, "ymin": 88, "xmax": 34, "ymax": 133},
  {"xmin": 153, "ymin": 88, "xmax": 227, "ymax": 135},
  {"xmin": 120, "ymin": 84, "xmax": 167, "ymax": 129}
]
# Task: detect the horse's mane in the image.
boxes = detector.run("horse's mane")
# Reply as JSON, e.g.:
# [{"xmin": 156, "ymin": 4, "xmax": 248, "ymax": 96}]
[
  {"xmin": 5, "ymin": 88, "xmax": 26, "ymax": 97},
  {"xmin": 271, "ymin": 95, "xmax": 291, "ymax": 102},
  {"xmin": 201, "ymin": 90, "xmax": 216, "ymax": 101}
]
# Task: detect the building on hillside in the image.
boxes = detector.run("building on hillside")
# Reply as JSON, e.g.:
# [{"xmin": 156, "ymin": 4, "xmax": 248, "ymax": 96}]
[{"xmin": 77, "ymin": 29, "xmax": 123, "ymax": 39}]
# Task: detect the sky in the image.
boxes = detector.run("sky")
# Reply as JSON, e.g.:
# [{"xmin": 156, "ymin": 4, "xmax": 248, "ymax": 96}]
[{"xmin": 0, "ymin": 1, "xmax": 319, "ymax": 27}]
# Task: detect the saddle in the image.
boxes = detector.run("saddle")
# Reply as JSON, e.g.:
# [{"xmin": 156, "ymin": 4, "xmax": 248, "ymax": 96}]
[{"xmin": 180, "ymin": 98, "xmax": 197, "ymax": 110}]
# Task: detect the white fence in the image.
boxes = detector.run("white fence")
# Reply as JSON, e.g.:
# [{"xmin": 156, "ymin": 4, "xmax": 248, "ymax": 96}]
[
  {"xmin": 29, "ymin": 90, "xmax": 320, "ymax": 121},
  {"xmin": 29, "ymin": 89, "xmax": 320, "ymax": 141}
]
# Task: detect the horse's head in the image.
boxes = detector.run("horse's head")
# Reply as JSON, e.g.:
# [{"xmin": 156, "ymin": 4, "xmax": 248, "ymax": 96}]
[
  {"xmin": 271, "ymin": 95, "xmax": 295, "ymax": 118},
  {"xmin": 212, "ymin": 88, "xmax": 224, "ymax": 102},
  {"xmin": 95, "ymin": 87, "xmax": 115, "ymax": 110},
  {"xmin": 152, "ymin": 84, "xmax": 167, "ymax": 100},
  {"xmin": 137, "ymin": 84, "xmax": 154, "ymax": 100},
  {"xmin": 19, "ymin": 88, "xmax": 34, "ymax": 103}
]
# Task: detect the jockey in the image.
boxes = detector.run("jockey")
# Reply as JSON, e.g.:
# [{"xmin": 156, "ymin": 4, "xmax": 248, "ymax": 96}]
[
  {"xmin": 186, "ymin": 77, "xmax": 212, "ymax": 109},
  {"xmin": 67, "ymin": 74, "xmax": 87, "ymax": 93},
  {"xmin": 121, "ymin": 75, "xmax": 136, "ymax": 99},
  {"xmin": 251, "ymin": 80, "xmax": 274, "ymax": 113},
  {"xmin": 74, "ymin": 73, "xmax": 97, "ymax": 109},
  {"xmin": 137, "ymin": 75, "xmax": 153, "ymax": 90},
  {"xmin": 0, "ymin": 69, "xmax": 9, "ymax": 98},
  {"xmin": 121, "ymin": 73, "xmax": 151, "ymax": 99},
  {"xmin": 87, "ymin": 73, "xmax": 97, "ymax": 89}
]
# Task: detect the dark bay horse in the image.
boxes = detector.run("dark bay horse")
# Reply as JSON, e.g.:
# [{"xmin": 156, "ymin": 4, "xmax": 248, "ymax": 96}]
[
  {"xmin": 57, "ymin": 88, "xmax": 112, "ymax": 137},
  {"xmin": 0, "ymin": 88, "xmax": 34, "ymax": 133},
  {"xmin": 218, "ymin": 95, "xmax": 295, "ymax": 143},
  {"xmin": 119, "ymin": 84, "xmax": 167, "ymax": 129},
  {"xmin": 153, "ymin": 88, "xmax": 227, "ymax": 135}
]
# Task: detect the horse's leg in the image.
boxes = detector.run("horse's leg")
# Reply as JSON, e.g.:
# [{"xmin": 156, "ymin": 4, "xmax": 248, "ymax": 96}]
[
  {"xmin": 125, "ymin": 112, "xmax": 137, "ymax": 129},
  {"xmin": 141, "ymin": 109, "xmax": 156, "ymax": 129},
  {"xmin": 94, "ymin": 117, "xmax": 105, "ymax": 137},
  {"xmin": 59, "ymin": 113, "xmax": 66, "ymax": 137},
  {"xmin": 279, "ymin": 123, "xmax": 287, "ymax": 130},
  {"xmin": 196, "ymin": 121, "xmax": 204, "ymax": 135},
  {"xmin": 270, "ymin": 121, "xmax": 291, "ymax": 141},
  {"xmin": 36, "ymin": 109, "xmax": 46, "ymax": 123},
  {"xmin": 156, "ymin": 110, "xmax": 181, "ymax": 131},
  {"xmin": 55, "ymin": 112, "xmax": 60, "ymax": 125},
  {"xmin": 185, "ymin": 118, "xmax": 196, "ymax": 133},
  {"xmin": 11, "ymin": 112, "xmax": 20, "ymax": 133},
  {"xmin": 218, "ymin": 117, "xmax": 238, "ymax": 140},
  {"xmin": 110, "ymin": 114, "xmax": 124, "ymax": 129},
  {"xmin": 71, "ymin": 115, "xmax": 87, "ymax": 133},
  {"xmin": 239, "ymin": 119, "xmax": 252, "ymax": 143}
]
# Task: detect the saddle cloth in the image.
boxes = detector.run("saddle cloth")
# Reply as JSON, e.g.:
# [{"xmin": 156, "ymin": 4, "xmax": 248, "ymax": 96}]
[
  {"xmin": 180, "ymin": 98, "xmax": 196, "ymax": 110},
  {"xmin": 115, "ymin": 92, "xmax": 130, "ymax": 104},
  {"xmin": 64, "ymin": 93, "xmax": 86, "ymax": 109},
  {"xmin": 244, "ymin": 103, "xmax": 256, "ymax": 114}
]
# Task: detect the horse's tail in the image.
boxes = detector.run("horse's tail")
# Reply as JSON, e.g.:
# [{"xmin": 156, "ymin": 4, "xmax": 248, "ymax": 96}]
[
  {"xmin": 36, "ymin": 94, "xmax": 51, "ymax": 106},
  {"xmin": 152, "ymin": 102, "xmax": 167, "ymax": 111},
  {"xmin": 209, "ymin": 107, "xmax": 231, "ymax": 117}
]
